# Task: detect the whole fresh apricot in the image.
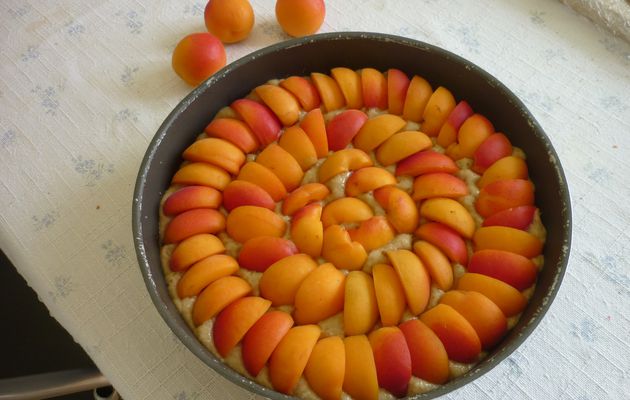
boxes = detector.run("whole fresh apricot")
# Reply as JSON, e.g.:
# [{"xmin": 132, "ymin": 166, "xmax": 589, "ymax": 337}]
[
  {"xmin": 172, "ymin": 33, "xmax": 226, "ymax": 86},
  {"xmin": 275, "ymin": 0, "xmax": 325, "ymax": 37},
  {"xmin": 204, "ymin": 0, "xmax": 254, "ymax": 43}
]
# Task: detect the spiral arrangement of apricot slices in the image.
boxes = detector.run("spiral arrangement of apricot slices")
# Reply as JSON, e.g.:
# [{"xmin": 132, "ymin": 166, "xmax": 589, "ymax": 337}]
[{"xmin": 159, "ymin": 67, "xmax": 546, "ymax": 399}]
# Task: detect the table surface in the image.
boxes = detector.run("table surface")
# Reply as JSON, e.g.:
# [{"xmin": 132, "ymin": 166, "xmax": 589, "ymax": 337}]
[{"xmin": 1, "ymin": 0, "xmax": 629, "ymax": 399}]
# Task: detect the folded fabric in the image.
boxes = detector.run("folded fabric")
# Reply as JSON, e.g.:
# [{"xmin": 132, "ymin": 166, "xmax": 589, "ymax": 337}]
[{"xmin": 561, "ymin": 0, "xmax": 630, "ymax": 43}]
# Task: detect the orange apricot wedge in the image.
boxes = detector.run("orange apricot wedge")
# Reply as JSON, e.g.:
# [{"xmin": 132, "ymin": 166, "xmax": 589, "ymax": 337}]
[
  {"xmin": 375, "ymin": 130, "xmax": 432, "ymax": 166},
  {"xmin": 225, "ymin": 205, "xmax": 286, "ymax": 243},
  {"xmin": 322, "ymin": 225, "xmax": 367, "ymax": 271},
  {"xmin": 170, "ymin": 233, "xmax": 225, "ymax": 272},
  {"xmin": 242, "ymin": 311, "xmax": 294, "ymax": 377},
  {"xmin": 213, "ymin": 296, "xmax": 271, "ymax": 357},
  {"xmin": 343, "ymin": 335, "xmax": 379, "ymax": 400},
  {"xmin": 387, "ymin": 249, "xmax": 431, "ymax": 315},
  {"xmin": 399, "ymin": 319, "xmax": 449, "ymax": 384},
  {"xmin": 280, "ymin": 76, "xmax": 321, "ymax": 111},
  {"xmin": 402, "ymin": 75, "xmax": 433, "ymax": 122},
  {"xmin": 456, "ymin": 273, "xmax": 528, "ymax": 317},
  {"xmin": 419, "ymin": 197, "xmax": 476, "ymax": 239},
  {"xmin": 177, "ymin": 254, "xmax": 239, "ymax": 298},
  {"xmin": 353, "ymin": 113, "xmax": 406, "ymax": 152},
  {"xmin": 269, "ymin": 325, "xmax": 321, "ymax": 395},
  {"xmin": 255, "ymin": 84, "xmax": 301, "ymax": 126},
  {"xmin": 318, "ymin": 148, "xmax": 373, "ymax": 183},
  {"xmin": 237, "ymin": 162, "xmax": 287, "ymax": 202},
  {"xmin": 192, "ymin": 276, "xmax": 251, "ymax": 326},
  {"xmin": 331, "ymin": 67, "xmax": 363, "ymax": 109},
  {"xmin": 361, "ymin": 67, "xmax": 388, "ymax": 109},
  {"xmin": 300, "ymin": 108, "xmax": 328, "ymax": 158},
  {"xmin": 321, "ymin": 197, "xmax": 373, "ymax": 227},
  {"xmin": 473, "ymin": 226, "xmax": 543, "ymax": 258},
  {"xmin": 373, "ymin": 186, "xmax": 419, "ymax": 234},
  {"xmin": 172, "ymin": 162, "xmax": 231, "ymax": 190},
  {"xmin": 256, "ymin": 143, "xmax": 304, "ymax": 192},
  {"xmin": 282, "ymin": 183, "xmax": 330, "ymax": 216},
  {"xmin": 291, "ymin": 203, "xmax": 324, "ymax": 257},
  {"xmin": 259, "ymin": 254, "xmax": 318, "ymax": 306},
  {"xmin": 421, "ymin": 86, "xmax": 456, "ymax": 136},
  {"xmin": 294, "ymin": 263, "xmax": 346, "ymax": 324},
  {"xmin": 413, "ymin": 240, "xmax": 453, "ymax": 291},
  {"xmin": 344, "ymin": 271, "xmax": 379, "ymax": 335},
  {"xmin": 162, "ymin": 185, "xmax": 222, "ymax": 216},
  {"xmin": 304, "ymin": 337, "xmax": 345, "ymax": 400},
  {"xmin": 183, "ymin": 138, "xmax": 245, "ymax": 175},
  {"xmin": 311, "ymin": 72, "xmax": 345, "ymax": 112},
  {"xmin": 345, "ymin": 167, "xmax": 397, "ymax": 196},
  {"xmin": 372, "ymin": 263, "xmax": 407, "ymax": 326},
  {"xmin": 278, "ymin": 125, "xmax": 319, "ymax": 171},
  {"xmin": 163, "ymin": 208, "xmax": 226, "ymax": 244}
]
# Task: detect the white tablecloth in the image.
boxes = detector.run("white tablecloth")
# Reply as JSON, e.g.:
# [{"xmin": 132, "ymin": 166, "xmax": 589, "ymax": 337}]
[{"xmin": 1, "ymin": 0, "xmax": 629, "ymax": 399}]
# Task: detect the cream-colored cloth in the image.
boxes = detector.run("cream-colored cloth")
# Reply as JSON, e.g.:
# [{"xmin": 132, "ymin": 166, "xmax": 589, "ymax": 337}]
[
  {"xmin": 561, "ymin": 0, "xmax": 630, "ymax": 42},
  {"xmin": 1, "ymin": 0, "xmax": 629, "ymax": 399}
]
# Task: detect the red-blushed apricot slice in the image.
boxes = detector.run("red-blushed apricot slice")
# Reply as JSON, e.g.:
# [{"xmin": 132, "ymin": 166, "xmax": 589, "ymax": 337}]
[
  {"xmin": 242, "ymin": 311, "xmax": 294, "ymax": 377},
  {"xmin": 343, "ymin": 335, "xmax": 379, "ymax": 400},
  {"xmin": 326, "ymin": 109, "xmax": 369, "ymax": 151},
  {"xmin": 282, "ymin": 183, "xmax": 330, "ymax": 216},
  {"xmin": 402, "ymin": 75, "xmax": 433, "ymax": 122},
  {"xmin": 415, "ymin": 222, "xmax": 468, "ymax": 265},
  {"xmin": 376, "ymin": 130, "xmax": 432, "ymax": 166},
  {"xmin": 331, "ymin": 67, "xmax": 364, "ymax": 109},
  {"xmin": 372, "ymin": 263, "xmax": 407, "ymax": 326},
  {"xmin": 347, "ymin": 216, "xmax": 395, "ymax": 252},
  {"xmin": 482, "ymin": 205, "xmax": 537, "ymax": 230},
  {"xmin": 440, "ymin": 290, "xmax": 507, "ymax": 349},
  {"xmin": 322, "ymin": 225, "xmax": 368, "ymax": 271},
  {"xmin": 456, "ymin": 273, "xmax": 528, "ymax": 317},
  {"xmin": 231, "ymin": 98, "xmax": 282, "ymax": 146},
  {"xmin": 399, "ymin": 319, "xmax": 449, "ymax": 384},
  {"xmin": 269, "ymin": 325, "xmax": 321, "ymax": 395},
  {"xmin": 294, "ymin": 263, "xmax": 346, "ymax": 324},
  {"xmin": 162, "ymin": 186, "xmax": 222, "ymax": 216},
  {"xmin": 177, "ymin": 254, "xmax": 238, "ymax": 298},
  {"xmin": 213, "ymin": 296, "xmax": 271, "ymax": 357},
  {"xmin": 256, "ymin": 143, "xmax": 304, "ymax": 192},
  {"xmin": 291, "ymin": 203, "xmax": 324, "ymax": 258},
  {"xmin": 238, "ymin": 236, "xmax": 298, "ymax": 272},
  {"xmin": 255, "ymin": 84, "xmax": 301, "ymax": 126},
  {"xmin": 437, "ymin": 100, "xmax": 474, "ymax": 148},
  {"xmin": 420, "ymin": 198, "xmax": 476, "ymax": 239},
  {"xmin": 421, "ymin": 86, "xmax": 456, "ymax": 136},
  {"xmin": 472, "ymin": 132, "xmax": 513, "ymax": 174},
  {"xmin": 396, "ymin": 150, "xmax": 459, "ymax": 177},
  {"xmin": 413, "ymin": 240, "xmax": 453, "ymax": 291},
  {"xmin": 373, "ymin": 186, "xmax": 419, "ymax": 234},
  {"xmin": 278, "ymin": 125, "xmax": 318, "ymax": 171},
  {"xmin": 318, "ymin": 148, "xmax": 373, "ymax": 183},
  {"xmin": 321, "ymin": 197, "xmax": 373, "ymax": 227},
  {"xmin": 237, "ymin": 162, "xmax": 287, "ymax": 201},
  {"xmin": 222, "ymin": 180, "xmax": 275, "ymax": 212},
  {"xmin": 475, "ymin": 179, "xmax": 534, "ymax": 218},
  {"xmin": 412, "ymin": 172, "xmax": 469, "ymax": 201},
  {"xmin": 419, "ymin": 304, "xmax": 482, "ymax": 363},
  {"xmin": 477, "ymin": 156, "xmax": 528, "ymax": 189},
  {"xmin": 172, "ymin": 162, "xmax": 231, "ymax": 190},
  {"xmin": 345, "ymin": 167, "xmax": 397, "ymax": 197},
  {"xmin": 353, "ymin": 113, "xmax": 406, "ymax": 152},
  {"xmin": 446, "ymin": 113, "xmax": 495, "ymax": 160},
  {"xmin": 344, "ymin": 271, "xmax": 379, "ymax": 335},
  {"xmin": 311, "ymin": 72, "xmax": 345, "ymax": 112},
  {"xmin": 280, "ymin": 76, "xmax": 321, "ymax": 111},
  {"xmin": 226, "ymin": 205, "xmax": 286, "ymax": 243},
  {"xmin": 387, "ymin": 68, "xmax": 410, "ymax": 115},
  {"xmin": 170, "ymin": 233, "xmax": 225, "ymax": 272},
  {"xmin": 192, "ymin": 276, "xmax": 251, "ymax": 326},
  {"xmin": 204, "ymin": 118, "xmax": 260, "ymax": 153},
  {"xmin": 300, "ymin": 108, "xmax": 328, "ymax": 158},
  {"xmin": 361, "ymin": 68, "xmax": 388, "ymax": 109},
  {"xmin": 473, "ymin": 226, "xmax": 543, "ymax": 258},
  {"xmin": 468, "ymin": 249, "xmax": 538, "ymax": 291},
  {"xmin": 387, "ymin": 249, "xmax": 431, "ymax": 315},
  {"xmin": 259, "ymin": 254, "xmax": 318, "ymax": 306},
  {"xmin": 368, "ymin": 327, "xmax": 412, "ymax": 397},
  {"xmin": 163, "ymin": 209, "xmax": 226, "ymax": 244},
  {"xmin": 304, "ymin": 337, "xmax": 345, "ymax": 400},
  {"xmin": 183, "ymin": 138, "xmax": 245, "ymax": 175}
]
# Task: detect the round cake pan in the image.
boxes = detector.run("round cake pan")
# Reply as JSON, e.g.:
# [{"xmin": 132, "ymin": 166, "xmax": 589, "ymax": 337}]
[{"xmin": 133, "ymin": 32, "xmax": 571, "ymax": 399}]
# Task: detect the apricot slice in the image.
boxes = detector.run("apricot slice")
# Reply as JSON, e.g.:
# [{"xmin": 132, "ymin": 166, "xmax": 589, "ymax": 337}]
[
  {"xmin": 347, "ymin": 216, "xmax": 395, "ymax": 252},
  {"xmin": 415, "ymin": 222, "xmax": 468, "ymax": 265},
  {"xmin": 183, "ymin": 138, "xmax": 245, "ymax": 175},
  {"xmin": 242, "ymin": 311, "xmax": 294, "ymax": 376},
  {"xmin": 472, "ymin": 132, "xmax": 513, "ymax": 174},
  {"xmin": 396, "ymin": 150, "xmax": 459, "ymax": 177},
  {"xmin": 269, "ymin": 325, "xmax": 321, "ymax": 395},
  {"xmin": 372, "ymin": 263, "xmax": 406, "ymax": 326},
  {"xmin": 344, "ymin": 271, "xmax": 379, "ymax": 335},
  {"xmin": 331, "ymin": 67, "xmax": 363, "ymax": 109},
  {"xmin": 162, "ymin": 186, "xmax": 222, "ymax": 216},
  {"xmin": 475, "ymin": 179, "xmax": 534, "ymax": 218},
  {"xmin": 468, "ymin": 249, "xmax": 538, "ymax": 291},
  {"xmin": 482, "ymin": 205, "xmax": 537, "ymax": 230},
  {"xmin": 473, "ymin": 226, "xmax": 543, "ymax": 258},
  {"xmin": 343, "ymin": 335, "xmax": 379, "ymax": 400},
  {"xmin": 291, "ymin": 203, "xmax": 324, "ymax": 257},
  {"xmin": 213, "ymin": 296, "xmax": 271, "ymax": 357},
  {"xmin": 402, "ymin": 75, "xmax": 433, "ymax": 122},
  {"xmin": 231, "ymin": 98, "xmax": 282, "ymax": 146},
  {"xmin": 170, "ymin": 233, "xmax": 225, "ymax": 272},
  {"xmin": 387, "ymin": 68, "xmax": 410, "ymax": 115},
  {"xmin": 238, "ymin": 236, "xmax": 298, "ymax": 272},
  {"xmin": 446, "ymin": 113, "xmax": 494, "ymax": 160},
  {"xmin": 456, "ymin": 273, "xmax": 527, "ymax": 317},
  {"xmin": 413, "ymin": 240, "xmax": 453, "ymax": 291},
  {"xmin": 399, "ymin": 319, "xmax": 449, "ymax": 384},
  {"xmin": 321, "ymin": 197, "xmax": 373, "ymax": 227},
  {"xmin": 294, "ymin": 263, "xmax": 346, "ymax": 324},
  {"xmin": 326, "ymin": 109, "xmax": 369, "ymax": 151},
  {"xmin": 387, "ymin": 249, "xmax": 431, "ymax": 315},
  {"xmin": 237, "ymin": 161, "xmax": 287, "ymax": 201},
  {"xmin": 419, "ymin": 304, "xmax": 481, "ymax": 363},
  {"xmin": 412, "ymin": 172, "xmax": 469, "ymax": 201},
  {"xmin": 304, "ymin": 337, "xmax": 345, "ymax": 400},
  {"xmin": 420, "ymin": 198, "xmax": 476, "ymax": 238},
  {"xmin": 172, "ymin": 162, "xmax": 231, "ymax": 190},
  {"xmin": 353, "ymin": 114, "xmax": 406, "ymax": 152},
  {"xmin": 192, "ymin": 276, "xmax": 251, "ymax": 326},
  {"xmin": 368, "ymin": 327, "xmax": 412, "ymax": 397},
  {"xmin": 300, "ymin": 108, "xmax": 328, "ymax": 158},
  {"xmin": 259, "ymin": 254, "xmax": 317, "ymax": 306},
  {"xmin": 375, "ymin": 130, "xmax": 432, "ymax": 166},
  {"xmin": 373, "ymin": 186, "xmax": 419, "ymax": 234},
  {"xmin": 477, "ymin": 156, "xmax": 528, "ymax": 189},
  {"xmin": 437, "ymin": 100, "xmax": 474, "ymax": 148},
  {"xmin": 226, "ymin": 205, "xmax": 286, "ymax": 243},
  {"xmin": 311, "ymin": 72, "xmax": 345, "ymax": 112},
  {"xmin": 345, "ymin": 167, "xmax": 396, "ymax": 197},
  {"xmin": 421, "ymin": 86, "xmax": 456, "ymax": 136},
  {"xmin": 177, "ymin": 254, "xmax": 238, "ymax": 298},
  {"xmin": 278, "ymin": 125, "xmax": 318, "ymax": 171},
  {"xmin": 222, "ymin": 180, "xmax": 275, "ymax": 212},
  {"xmin": 204, "ymin": 118, "xmax": 259, "ymax": 153},
  {"xmin": 163, "ymin": 208, "xmax": 226, "ymax": 244},
  {"xmin": 255, "ymin": 84, "xmax": 301, "ymax": 126},
  {"xmin": 282, "ymin": 183, "xmax": 330, "ymax": 216},
  {"xmin": 256, "ymin": 143, "xmax": 304, "ymax": 192},
  {"xmin": 440, "ymin": 290, "xmax": 507, "ymax": 349},
  {"xmin": 322, "ymin": 225, "xmax": 367, "ymax": 271},
  {"xmin": 280, "ymin": 76, "xmax": 321, "ymax": 111},
  {"xmin": 361, "ymin": 68, "xmax": 388, "ymax": 109},
  {"xmin": 318, "ymin": 148, "xmax": 373, "ymax": 183}
]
